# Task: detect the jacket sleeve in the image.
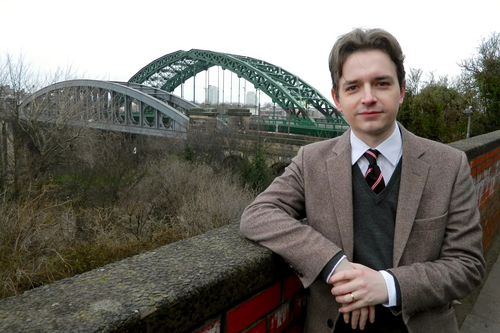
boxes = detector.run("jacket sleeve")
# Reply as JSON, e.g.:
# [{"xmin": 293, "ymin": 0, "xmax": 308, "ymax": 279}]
[
  {"xmin": 240, "ymin": 146, "xmax": 342, "ymax": 288},
  {"xmin": 389, "ymin": 151, "xmax": 485, "ymax": 316}
]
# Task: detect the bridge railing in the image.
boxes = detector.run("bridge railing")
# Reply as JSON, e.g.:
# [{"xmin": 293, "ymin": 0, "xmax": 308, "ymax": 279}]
[{"xmin": 248, "ymin": 115, "xmax": 350, "ymax": 137}]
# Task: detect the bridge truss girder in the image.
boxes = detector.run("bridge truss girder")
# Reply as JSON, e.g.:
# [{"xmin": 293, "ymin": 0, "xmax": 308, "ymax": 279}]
[
  {"xmin": 19, "ymin": 80, "xmax": 191, "ymax": 139},
  {"xmin": 129, "ymin": 49, "xmax": 344, "ymax": 121}
]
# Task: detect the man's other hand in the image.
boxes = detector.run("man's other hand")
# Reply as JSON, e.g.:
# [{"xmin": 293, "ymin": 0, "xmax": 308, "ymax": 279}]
[
  {"xmin": 328, "ymin": 260, "xmax": 377, "ymax": 329},
  {"xmin": 343, "ymin": 305, "xmax": 376, "ymax": 330},
  {"xmin": 329, "ymin": 263, "xmax": 389, "ymax": 313}
]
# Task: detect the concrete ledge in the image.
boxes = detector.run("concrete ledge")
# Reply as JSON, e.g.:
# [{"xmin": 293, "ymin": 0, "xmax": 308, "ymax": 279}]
[
  {"xmin": 448, "ymin": 130, "xmax": 500, "ymax": 160},
  {"xmin": 0, "ymin": 223, "xmax": 287, "ymax": 333}
]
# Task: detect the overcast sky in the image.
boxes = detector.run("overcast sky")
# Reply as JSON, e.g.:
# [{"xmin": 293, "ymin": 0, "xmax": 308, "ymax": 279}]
[{"xmin": 2, "ymin": 0, "xmax": 499, "ymax": 105}]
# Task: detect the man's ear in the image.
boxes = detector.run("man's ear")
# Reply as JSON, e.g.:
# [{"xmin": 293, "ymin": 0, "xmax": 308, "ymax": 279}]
[
  {"xmin": 331, "ymin": 89, "xmax": 342, "ymax": 112},
  {"xmin": 399, "ymin": 81, "xmax": 406, "ymax": 105}
]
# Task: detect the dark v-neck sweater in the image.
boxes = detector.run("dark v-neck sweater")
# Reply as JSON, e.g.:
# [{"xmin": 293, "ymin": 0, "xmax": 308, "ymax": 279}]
[{"xmin": 352, "ymin": 159, "xmax": 402, "ymax": 270}]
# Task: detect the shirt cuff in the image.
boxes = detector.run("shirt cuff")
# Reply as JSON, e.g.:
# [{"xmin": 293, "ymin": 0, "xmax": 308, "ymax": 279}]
[
  {"xmin": 380, "ymin": 270, "xmax": 397, "ymax": 307},
  {"xmin": 325, "ymin": 255, "xmax": 347, "ymax": 283}
]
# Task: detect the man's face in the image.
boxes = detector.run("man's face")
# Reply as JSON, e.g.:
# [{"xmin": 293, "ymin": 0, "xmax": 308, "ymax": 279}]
[{"xmin": 332, "ymin": 49, "xmax": 405, "ymax": 146}]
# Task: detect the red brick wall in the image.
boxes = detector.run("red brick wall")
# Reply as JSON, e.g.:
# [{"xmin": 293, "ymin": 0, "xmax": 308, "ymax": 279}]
[
  {"xmin": 470, "ymin": 146, "xmax": 500, "ymax": 252},
  {"xmin": 192, "ymin": 274, "xmax": 307, "ymax": 333}
]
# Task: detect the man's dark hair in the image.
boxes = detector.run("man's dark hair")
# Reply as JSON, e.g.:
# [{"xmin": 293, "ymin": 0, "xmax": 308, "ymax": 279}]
[{"xmin": 329, "ymin": 28, "xmax": 405, "ymax": 98}]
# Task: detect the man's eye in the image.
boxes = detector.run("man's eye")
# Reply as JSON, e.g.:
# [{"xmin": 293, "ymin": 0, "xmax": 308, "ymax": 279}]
[
  {"xmin": 377, "ymin": 82, "xmax": 389, "ymax": 87},
  {"xmin": 347, "ymin": 86, "xmax": 357, "ymax": 91}
]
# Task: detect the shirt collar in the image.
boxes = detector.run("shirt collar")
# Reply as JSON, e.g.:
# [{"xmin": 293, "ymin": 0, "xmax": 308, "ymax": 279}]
[{"xmin": 350, "ymin": 123, "xmax": 402, "ymax": 166}]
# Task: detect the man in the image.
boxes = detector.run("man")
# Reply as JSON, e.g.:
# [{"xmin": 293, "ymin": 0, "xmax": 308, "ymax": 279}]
[{"xmin": 240, "ymin": 28, "xmax": 485, "ymax": 333}]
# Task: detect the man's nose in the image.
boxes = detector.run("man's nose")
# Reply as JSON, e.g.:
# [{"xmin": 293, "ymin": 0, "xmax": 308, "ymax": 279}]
[{"xmin": 361, "ymin": 87, "xmax": 377, "ymax": 104}]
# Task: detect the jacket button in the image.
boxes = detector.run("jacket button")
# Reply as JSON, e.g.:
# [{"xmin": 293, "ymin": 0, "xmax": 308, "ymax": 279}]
[{"xmin": 327, "ymin": 319, "xmax": 334, "ymax": 328}]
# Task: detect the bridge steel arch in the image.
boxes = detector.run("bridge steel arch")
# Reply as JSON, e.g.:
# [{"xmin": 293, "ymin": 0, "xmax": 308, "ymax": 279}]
[
  {"xmin": 128, "ymin": 49, "xmax": 345, "ymax": 122},
  {"xmin": 19, "ymin": 80, "xmax": 191, "ymax": 139},
  {"xmin": 113, "ymin": 81, "xmax": 198, "ymax": 114}
]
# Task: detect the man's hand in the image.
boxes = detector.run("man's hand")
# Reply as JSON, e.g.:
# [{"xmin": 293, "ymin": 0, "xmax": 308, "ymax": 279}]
[
  {"xmin": 329, "ymin": 263, "xmax": 389, "ymax": 314},
  {"xmin": 344, "ymin": 305, "xmax": 376, "ymax": 330},
  {"xmin": 329, "ymin": 260, "xmax": 376, "ymax": 329}
]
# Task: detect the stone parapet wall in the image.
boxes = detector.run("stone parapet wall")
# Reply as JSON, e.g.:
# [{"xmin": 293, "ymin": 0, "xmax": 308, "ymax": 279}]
[
  {"xmin": 0, "ymin": 223, "xmax": 300, "ymax": 333},
  {"xmin": 0, "ymin": 130, "xmax": 499, "ymax": 333}
]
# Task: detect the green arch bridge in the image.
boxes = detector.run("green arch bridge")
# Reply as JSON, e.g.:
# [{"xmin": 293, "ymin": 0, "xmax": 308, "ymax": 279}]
[{"xmin": 129, "ymin": 49, "xmax": 348, "ymax": 137}]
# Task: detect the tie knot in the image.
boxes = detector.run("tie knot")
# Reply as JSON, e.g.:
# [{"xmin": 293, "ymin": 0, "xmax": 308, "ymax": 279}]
[{"xmin": 364, "ymin": 149, "xmax": 380, "ymax": 165}]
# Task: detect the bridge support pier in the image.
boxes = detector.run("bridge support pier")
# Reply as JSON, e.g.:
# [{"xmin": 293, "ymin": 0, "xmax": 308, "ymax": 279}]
[
  {"xmin": 227, "ymin": 108, "xmax": 251, "ymax": 132},
  {"xmin": 188, "ymin": 108, "xmax": 219, "ymax": 133}
]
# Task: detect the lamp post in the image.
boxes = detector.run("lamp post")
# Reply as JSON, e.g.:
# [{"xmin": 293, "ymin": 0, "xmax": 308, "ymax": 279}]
[{"xmin": 463, "ymin": 106, "xmax": 473, "ymax": 139}]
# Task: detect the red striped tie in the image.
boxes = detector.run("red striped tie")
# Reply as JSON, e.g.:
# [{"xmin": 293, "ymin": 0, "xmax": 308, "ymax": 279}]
[{"xmin": 364, "ymin": 149, "xmax": 385, "ymax": 194}]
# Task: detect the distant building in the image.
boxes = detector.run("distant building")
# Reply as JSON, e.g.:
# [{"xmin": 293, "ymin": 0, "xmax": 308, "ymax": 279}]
[
  {"xmin": 207, "ymin": 85, "xmax": 219, "ymax": 104},
  {"xmin": 245, "ymin": 91, "xmax": 256, "ymax": 106}
]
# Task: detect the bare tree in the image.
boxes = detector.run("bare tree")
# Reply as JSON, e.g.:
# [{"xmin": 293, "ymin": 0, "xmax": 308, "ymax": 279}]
[
  {"xmin": 0, "ymin": 53, "xmax": 91, "ymax": 193},
  {"xmin": 406, "ymin": 68, "xmax": 423, "ymax": 95}
]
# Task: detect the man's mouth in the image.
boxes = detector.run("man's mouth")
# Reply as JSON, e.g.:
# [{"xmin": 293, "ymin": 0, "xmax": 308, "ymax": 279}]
[{"xmin": 358, "ymin": 111, "xmax": 382, "ymax": 118}]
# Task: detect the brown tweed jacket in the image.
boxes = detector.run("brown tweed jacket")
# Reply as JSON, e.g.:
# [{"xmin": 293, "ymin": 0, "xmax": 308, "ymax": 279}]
[{"xmin": 240, "ymin": 124, "xmax": 485, "ymax": 333}]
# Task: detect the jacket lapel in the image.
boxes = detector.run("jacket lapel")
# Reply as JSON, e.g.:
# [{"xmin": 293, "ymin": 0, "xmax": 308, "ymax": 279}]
[
  {"xmin": 327, "ymin": 130, "xmax": 355, "ymax": 260},
  {"xmin": 393, "ymin": 126, "xmax": 430, "ymax": 267}
]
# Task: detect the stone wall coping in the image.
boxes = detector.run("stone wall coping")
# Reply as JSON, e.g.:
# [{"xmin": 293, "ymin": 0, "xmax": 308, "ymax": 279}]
[
  {"xmin": 0, "ymin": 223, "xmax": 287, "ymax": 333},
  {"xmin": 448, "ymin": 130, "xmax": 500, "ymax": 160}
]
